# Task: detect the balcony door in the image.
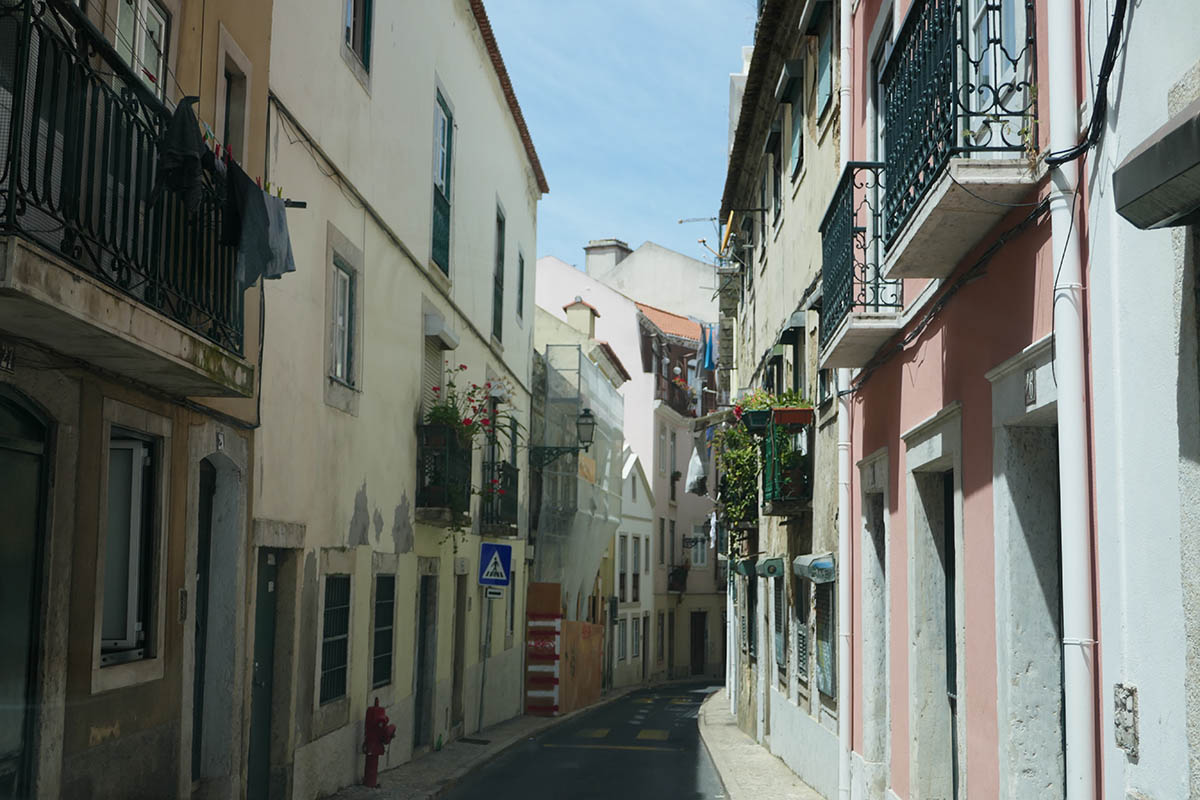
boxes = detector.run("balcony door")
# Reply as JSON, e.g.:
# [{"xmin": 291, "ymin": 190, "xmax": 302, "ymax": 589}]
[
  {"xmin": 963, "ymin": 0, "xmax": 1029, "ymax": 152},
  {"xmin": 0, "ymin": 391, "xmax": 47, "ymax": 800},
  {"xmin": 868, "ymin": 20, "xmax": 901, "ymax": 309}
]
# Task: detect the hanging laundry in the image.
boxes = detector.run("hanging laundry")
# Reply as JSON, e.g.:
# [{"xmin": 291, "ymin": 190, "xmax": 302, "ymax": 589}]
[
  {"xmin": 686, "ymin": 442, "xmax": 706, "ymax": 496},
  {"xmin": 262, "ymin": 193, "xmax": 296, "ymax": 281},
  {"xmin": 152, "ymin": 96, "xmax": 213, "ymax": 215},
  {"xmin": 703, "ymin": 324, "xmax": 718, "ymax": 371},
  {"xmin": 225, "ymin": 161, "xmax": 272, "ymax": 290}
]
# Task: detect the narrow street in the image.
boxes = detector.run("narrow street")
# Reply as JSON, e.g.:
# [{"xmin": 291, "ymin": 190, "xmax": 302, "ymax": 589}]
[{"xmin": 445, "ymin": 684, "xmax": 726, "ymax": 800}]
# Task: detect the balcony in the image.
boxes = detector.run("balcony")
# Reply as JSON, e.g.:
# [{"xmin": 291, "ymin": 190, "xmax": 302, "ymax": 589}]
[
  {"xmin": 481, "ymin": 459, "xmax": 518, "ymax": 530},
  {"xmin": 818, "ymin": 162, "xmax": 903, "ymax": 367},
  {"xmin": 415, "ymin": 424, "xmax": 472, "ymax": 527},
  {"xmin": 654, "ymin": 373, "xmax": 693, "ymax": 417},
  {"xmin": 880, "ymin": 0, "xmax": 1039, "ymax": 279},
  {"xmin": 761, "ymin": 408, "xmax": 813, "ymax": 516},
  {"xmin": 0, "ymin": 0, "xmax": 252, "ymax": 397},
  {"xmin": 668, "ymin": 565, "xmax": 688, "ymax": 594}
]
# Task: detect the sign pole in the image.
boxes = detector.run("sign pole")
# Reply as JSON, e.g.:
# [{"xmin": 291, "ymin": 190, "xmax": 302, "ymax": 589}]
[{"xmin": 477, "ymin": 595, "xmax": 493, "ymax": 733}]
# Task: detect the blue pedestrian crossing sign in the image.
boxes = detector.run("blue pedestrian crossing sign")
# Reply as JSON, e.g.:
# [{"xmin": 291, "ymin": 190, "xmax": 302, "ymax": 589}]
[{"xmin": 478, "ymin": 542, "xmax": 512, "ymax": 587}]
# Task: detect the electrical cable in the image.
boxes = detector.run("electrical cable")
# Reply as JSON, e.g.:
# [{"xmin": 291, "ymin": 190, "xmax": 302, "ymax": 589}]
[{"xmin": 1044, "ymin": 0, "xmax": 1128, "ymax": 166}]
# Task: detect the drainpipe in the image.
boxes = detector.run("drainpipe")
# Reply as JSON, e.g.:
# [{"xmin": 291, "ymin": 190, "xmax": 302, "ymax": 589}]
[
  {"xmin": 1046, "ymin": 3, "xmax": 1098, "ymax": 799},
  {"xmin": 836, "ymin": 0, "xmax": 853, "ymax": 794}
]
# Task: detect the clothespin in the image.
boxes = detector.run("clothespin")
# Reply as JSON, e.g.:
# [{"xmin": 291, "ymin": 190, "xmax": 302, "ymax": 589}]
[
  {"xmin": 264, "ymin": 180, "xmax": 271, "ymax": 194},
  {"xmin": 277, "ymin": 186, "xmax": 283, "ymax": 198},
  {"xmin": 256, "ymin": 176, "xmax": 262, "ymax": 189},
  {"xmin": 224, "ymin": 144, "xmax": 232, "ymax": 164}
]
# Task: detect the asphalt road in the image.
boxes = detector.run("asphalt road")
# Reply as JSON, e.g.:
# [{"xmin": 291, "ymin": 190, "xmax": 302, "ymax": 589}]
[{"xmin": 444, "ymin": 682, "xmax": 727, "ymax": 800}]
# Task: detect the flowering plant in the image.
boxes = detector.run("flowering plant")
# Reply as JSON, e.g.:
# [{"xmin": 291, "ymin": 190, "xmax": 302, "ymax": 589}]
[
  {"xmin": 732, "ymin": 388, "xmax": 809, "ymax": 419},
  {"xmin": 425, "ymin": 363, "xmax": 518, "ymax": 447},
  {"xmin": 671, "ymin": 375, "xmax": 690, "ymax": 390}
]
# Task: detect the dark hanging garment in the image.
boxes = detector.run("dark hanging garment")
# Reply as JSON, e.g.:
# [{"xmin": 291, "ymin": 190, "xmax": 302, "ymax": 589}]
[
  {"xmin": 226, "ymin": 162, "xmax": 271, "ymax": 290},
  {"xmin": 262, "ymin": 194, "xmax": 296, "ymax": 280},
  {"xmin": 153, "ymin": 96, "xmax": 209, "ymax": 215}
]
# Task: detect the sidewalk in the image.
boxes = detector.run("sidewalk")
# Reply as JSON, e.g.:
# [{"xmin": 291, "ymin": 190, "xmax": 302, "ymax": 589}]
[
  {"xmin": 698, "ymin": 688, "xmax": 825, "ymax": 800},
  {"xmin": 327, "ymin": 686, "xmax": 636, "ymax": 800}
]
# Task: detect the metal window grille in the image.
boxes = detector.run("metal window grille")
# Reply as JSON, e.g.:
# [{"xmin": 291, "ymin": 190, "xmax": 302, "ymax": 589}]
[
  {"xmin": 815, "ymin": 581, "xmax": 836, "ymax": 698},
  {"xmin": 320, "ymin": 575, "xmax": 351, "ymax": 704},
  {"xmin": 372, "ymin": 575, "xmax": 394, "ymax": 688}
]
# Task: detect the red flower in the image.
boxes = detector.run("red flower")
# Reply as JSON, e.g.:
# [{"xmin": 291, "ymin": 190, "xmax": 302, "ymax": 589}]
[
  {"xmin": 459, "ymin": 363, "xmax": 467, "ymax": 370},
  {"xmin": 498, "ymin": 489, "xmax": 506, "ymax": 495},
  {"xmin": 481, "ymin": 417, "xmax": 489, "ymax": 425},
  {"xmin": 733, "ymin": 404, "xmax": 743, "ymax": 419},
  {"xmin": 432, "ymin": 386, "xmax": 441, "ymax": 392},
  {"xmin": 491, "ymin": 478, "xmax": 499, "ymax": 484},
  {"xmin": 462, "ymin": 418, "xmax": 473, "ymax": 426}
]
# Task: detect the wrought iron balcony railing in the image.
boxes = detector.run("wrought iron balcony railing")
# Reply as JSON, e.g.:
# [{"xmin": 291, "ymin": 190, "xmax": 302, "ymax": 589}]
[
  {"xmin": 0, "ymin": 0, "xmax": 244, "ymax": 353},
  {"xmin": 668, "ymin": 564, "xmax": 688, "ymax": 594},
  {"xmin": 819, "ymin": 162, "xmax": 902, "ymax": 348},
  {"xmin": 654, "ymin": 373, "xmax": 693, "ymax": 417},
  {"xmin": 880, "ymin": 0, "xmax": 1037, "ymax": 248},
  {"xmin": 416, "ymin": 424, "xmax": 472, "ymax": 515},
  {"xmin": 481, "ymin": 459, "xmax": 518, "ymax": 527}
]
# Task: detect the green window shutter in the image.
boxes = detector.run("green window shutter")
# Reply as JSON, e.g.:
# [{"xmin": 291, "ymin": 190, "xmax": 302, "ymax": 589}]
[
  {"xmin": 361, "ymin": 0, "xmax": 373, "ymax": 70},
  {"xmin": 492, "ymin": 211, "xmax": 505, "ymax": 341},
  {"xmin": 516, "ymin": 253, "xmax": 525, "ymax": 318}
]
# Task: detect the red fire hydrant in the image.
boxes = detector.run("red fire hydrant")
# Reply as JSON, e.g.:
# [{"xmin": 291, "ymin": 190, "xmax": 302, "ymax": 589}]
[{"xmin": 362, "ymin": 697, "xmax": 396, "ymax": 788}]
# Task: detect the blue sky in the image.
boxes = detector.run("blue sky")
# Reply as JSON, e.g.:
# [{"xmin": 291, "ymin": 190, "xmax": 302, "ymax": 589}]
[{"xmin": 488, "ymin": 2, "xmax": 757, "ymax": 266}]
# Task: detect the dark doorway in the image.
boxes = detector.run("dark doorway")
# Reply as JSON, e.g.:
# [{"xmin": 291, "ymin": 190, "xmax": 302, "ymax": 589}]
[
  {"xmin": 451, "ymin": 574, "xmax": 467, "ymax": 733},
  {"xmin": 690, "ymin": 612, "xmax": 707, "ymax": 675},
  {"xmin": 192, "ymin": 459, "xmax": 216, "ymax": 782},
  {"xmin": 641, "ymin": 613, "xmax": 649, "ymax": 682},
  {"xmin": 247, "ymin": 548, "xmax": 278, "ymax": 799},
  {"xmin": 0, "ymin": 392, "xmax": 47, "ymax": 800},
  {"xmin": 413, "ymin": 574, "xmax": 438, "ymax": 748},
  {"xmin": 667, "ymin": 611, "xmax": 675, "ymax": 678}
]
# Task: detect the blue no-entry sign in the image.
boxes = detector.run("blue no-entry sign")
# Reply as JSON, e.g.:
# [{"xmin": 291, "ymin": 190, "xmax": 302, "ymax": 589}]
[{"xmin": 478, "ymin": 542, "xmax": 512, "ymax": 587}]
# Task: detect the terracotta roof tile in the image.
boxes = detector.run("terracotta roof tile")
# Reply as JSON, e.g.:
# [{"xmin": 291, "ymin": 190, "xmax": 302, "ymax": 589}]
[{"xmin": 635, "ymin": 301, "xmax": 702, "ymax": 343}]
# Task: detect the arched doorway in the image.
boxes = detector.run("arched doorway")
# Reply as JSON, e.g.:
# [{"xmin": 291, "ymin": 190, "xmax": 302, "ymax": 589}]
[{"xmin": 0, "ymin": 389, "xmax": 48, "ymax": 799}]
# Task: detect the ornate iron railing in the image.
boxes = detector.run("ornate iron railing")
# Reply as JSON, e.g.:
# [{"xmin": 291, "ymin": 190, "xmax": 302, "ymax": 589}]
[
  {"xmin": 654, "ymin": 373, "xmax": 693, "ymax": 417},
  {"xmin": 416, "ymin": 424, "xmax": 472, "ymax": 514},
  {"xmin": 668, "ymin": 565, "xmax": 688, "ymax": 594},
  {"xmin": 0, "ymin": 0, "xmax": 244, "ymax": 353},
  {"xmin": 761, "ymin": 416, "xmax": 812, "ymax": 512},
  {"xmin": 431, "ymin": 188, "xmax": 450, "ymax": 273},
  {"xmin": 819, "ymin": 162, "xmax": 901, "ymax": 347},
  {"xmin": 481, "ymin": 459, "xmax": 518, "ymax": 527},
  {"xmin": 881, "ymin": 0, "xmax": 1037, "ymax": 247}
]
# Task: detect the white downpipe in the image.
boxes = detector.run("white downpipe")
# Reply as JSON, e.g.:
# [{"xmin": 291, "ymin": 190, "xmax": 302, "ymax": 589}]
[
  {"xmin": 837, "ymin": 0, "xmax": 853, "ymax": 794},
  {"xmin": 1046, "ymin": 3, "xmax": 1098, "ymax": 799}
]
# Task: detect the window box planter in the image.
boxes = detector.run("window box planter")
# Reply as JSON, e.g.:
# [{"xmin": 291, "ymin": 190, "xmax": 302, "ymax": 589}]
[{"xmin": 740, "ymin": 409, "xmax": 771, "ymax": 431}]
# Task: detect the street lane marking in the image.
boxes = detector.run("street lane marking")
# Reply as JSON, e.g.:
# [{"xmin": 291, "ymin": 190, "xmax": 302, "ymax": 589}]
[
  {"xmin": 542, "ymin": 743, "xmax": 682, "ymax": 753},
  {"xmin": 637, "ymin": 729, "xmax": 669, "ymax": 741},
  {"xmin": 575, "ymin": 728, "xmax": 609, "ymax": 739},
  {"xmin": 633, "ymin": 697, "xmax": 654, "ymax": 704},
  {"xmin": 669, "ymin": 698, "xmax": 698, "ymax": 705}
]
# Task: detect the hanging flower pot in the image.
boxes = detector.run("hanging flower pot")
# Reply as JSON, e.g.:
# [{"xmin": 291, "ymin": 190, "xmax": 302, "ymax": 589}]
[
  {"xmin": 772, "ymin": 407, "xmax": 814, "ymax": 427},
  {"xmin": 741, "ymin": 409, "xmax": 770, "ymax": 431}
]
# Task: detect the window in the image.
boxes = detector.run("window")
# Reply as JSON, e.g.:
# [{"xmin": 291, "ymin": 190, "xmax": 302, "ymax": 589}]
[
  {"xmin": 331, "ymin": 261, "xmax": 354, "ymax": 384},
  {"xmin": 618, "ymin": 617, "xmax": 627, "ymax": 661},
  {"xmin": 658, "ymin": 423, "xmax": 667, "ymax": 474},
  {"xmin": 372, "ymin": 575, "xmax": 395, "ymax": 688},
  {"xmin": 644, "ymin": 538, "xmax": 649, "ymax": 573},
  {"xmin": 817, "ymin": 12, "xmax": 833, "ymax": 116},
  {"xmin": 422, "ymin": 341, "xmax": 443, "ymax": 413},
  {"xmin": 432, "ymin": 93, "xmax": 453, "ymax": 274},
  {"xmin": 221, "ymin": 62, "xmax": 247, "ymax": 162},
  {"xmin": 632, "ymin": 536, "xmax": 640, "ymax": 602},
  {"xmin": 492, "ymin": 209, "xmax": 505, "ymax": 342},
  {"xmin": 690, "ymin": 524, "xmax": 708, "ymax": 568},
  {"xmin": 771, "ymin": 152, "xmax": 782, "ymax": 222},
  {"xmin": 631, "ymin": 474, "xmax": 637, "ymax": 502},
  {"xmin": 669, "ymin": 520, "xmax": 676, "ymax": 564},
  {"xmin": 344, "ymin": 0, "xmax": 372, "ymax": 70},
  {"xmin": 758, "ymin": 173, "xmax": 768, "ymax": 260},
  {"xmin": 115, "ymin": 0, "xmax": 169, "ymax": 100},
  {"xmin": 774, "ymin": 577, "xmax": 786, "ymax": 673},
  {"xmin": 789, "ymin": 82, "xmax": 804, "ymax": 178},
  {"xmin": 657, "ymin": 612, "xmax": 665, "ymax": 661},
  {"xmin": 619, "ymin": 535, "xmax": 628, "ymax": 603},
  {"xmin": 631, "ymin": 617, "xmax": 640, "ymax": 659},
  {"xmin": 658, "ymin": 519, "xmax": 665, "ymax": 565},
  {"xmin": 320, "ymin": 575, "xmax": 351, "ymax": 704},
  {"xmin": 818, "ymin": 368, "xmax": 833, "ymax": 405},
  {"xmin": 815, "ymin": 582, "xmax": 836, "ymax": 697},
  {"xmin": 795, "ymin": 577, "xmax": 810, "ymax": 682},
  {"xmin": 670, "ymin": 431, "xmax": 678, "ymax": 474},
  {"xmin": 516, "ymin": 253, "xmax": 526, "ymax": 319},
  {"xmin": 101, "ymin": 432, "xmax": 158, "ymax": 665}
]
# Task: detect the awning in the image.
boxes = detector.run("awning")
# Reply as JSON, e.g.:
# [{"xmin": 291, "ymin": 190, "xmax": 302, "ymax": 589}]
[
  {"xmin": 1113, "ymin": 95, "xmax": 1200, "ymax": 229},
  {"xmin": 755, "ymin": 557, "xmax": 786, "ymax": 577},
  {"xmin": 734, "ymin": 557, "xmax": 758, "ymax": 576},
  {"xmin": 793, "ymin": 552, "xmax": 836, "ymax": 583}
]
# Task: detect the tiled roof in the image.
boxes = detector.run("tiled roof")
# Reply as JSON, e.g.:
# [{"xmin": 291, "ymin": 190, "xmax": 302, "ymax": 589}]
[
  {"xmin": 563, "ymin": 298, "xmax": 601, "ymax": 317},
  {"xmin": 635, "ymin": 301, "xmax": 702, "ymax": 343},
  {"xmin": 468, "ymin": 1, "xmax": 550, "ymax": 194}
]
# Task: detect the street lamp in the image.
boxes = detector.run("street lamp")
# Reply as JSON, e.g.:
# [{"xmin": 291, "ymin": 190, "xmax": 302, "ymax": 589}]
[{"xmin": 530, "ymin": 407, "xmax": 597, "ymax": 469}]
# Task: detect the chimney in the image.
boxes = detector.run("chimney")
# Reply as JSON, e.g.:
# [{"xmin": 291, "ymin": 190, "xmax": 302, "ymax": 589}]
[
  {"xmin": 563, "ymin": 296, "xmax": 599, "ymax": 339},
  {"xmin": 583, "ymin": 238, "xmax": 632, "ymax": 277}
]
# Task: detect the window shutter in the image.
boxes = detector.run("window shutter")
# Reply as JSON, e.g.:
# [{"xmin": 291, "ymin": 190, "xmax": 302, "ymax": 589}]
[
  {"xmin": 815, "ymin": 582, "xmax": 836, "ymax": 697},
  {"xmin": 795, "ymin": 577, "xmax": 810, "ymax": 679},
  {"xmin": 774, "ymin": 577, "xmax": 786, "ymax": 669},
  {"xmin": 422, "ymin": 340, "xmax": 442, "ymax": 414}
]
